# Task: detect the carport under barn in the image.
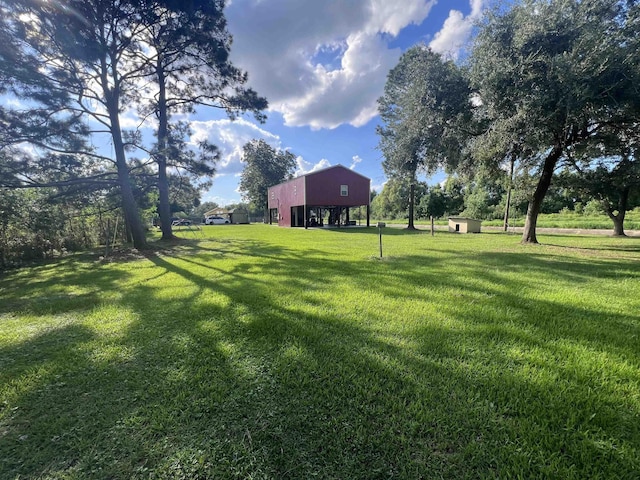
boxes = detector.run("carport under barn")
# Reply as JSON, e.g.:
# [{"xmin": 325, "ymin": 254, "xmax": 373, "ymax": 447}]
[{"xmin": 267, "ymin": 165, "xmax": 371, "ymax": 228}]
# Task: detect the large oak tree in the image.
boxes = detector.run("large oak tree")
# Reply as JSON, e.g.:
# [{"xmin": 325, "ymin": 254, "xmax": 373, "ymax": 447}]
[
  {"xmin": 238, "ymin": 140, "xmax": 296, "ymax": 215},
  {"xmin": 469, "ymin": 0, "xmax": 640, "ymax": 243},
  {"xmin": 377, "ymin": 46, "xmax": 473, "ymax": 229}
]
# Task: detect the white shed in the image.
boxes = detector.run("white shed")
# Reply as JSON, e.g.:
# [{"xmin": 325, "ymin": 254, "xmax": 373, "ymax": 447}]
[{"xmin": 448, "ymin": 217, "xmax": 482, "ymax": 233}]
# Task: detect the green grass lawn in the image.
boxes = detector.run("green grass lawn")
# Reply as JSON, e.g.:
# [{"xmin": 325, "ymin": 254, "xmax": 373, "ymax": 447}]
[
  {"xmin": 394, "ymin": 209, "xmax": 640, "ymax": 231},
  {"xmin": 1, "ymin": 225, "xmax": 639, "ymax": 479}
]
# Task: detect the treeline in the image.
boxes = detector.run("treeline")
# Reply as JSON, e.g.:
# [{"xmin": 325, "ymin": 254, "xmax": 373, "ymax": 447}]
[
  {"xmin": 377, "ymin": 0, "xmax": 640, "ymax": 241},
  {"xmin": 371, "ymin": 168, "xmax": 640, "ymax": 226},
  {"xmin": 0, "ymin": 0, "xmax": 266, "ymax": 268}
]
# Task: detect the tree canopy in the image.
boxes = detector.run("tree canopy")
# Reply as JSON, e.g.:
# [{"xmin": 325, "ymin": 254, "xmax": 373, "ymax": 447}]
[
  {"xmin": 377, "ymin": 46, "xmax": 473, "ymax": 228},
  {"xmin": 377, "ymin": 0, "xmax": 640, "ymax": 241},
  {"xmin": 468, "ymin": 0, "xmax": 640, "ymax": 242},
  {"xmin": 0, "ymin": 0, "xmax": 266, "ymax": 250},
  {"xmin": 238, "ymin": 140, "xmax": 296, "ymax": 212},
  {"xmin": 135, "ymin": 0, "xmax": 267, "ymax": 239}
]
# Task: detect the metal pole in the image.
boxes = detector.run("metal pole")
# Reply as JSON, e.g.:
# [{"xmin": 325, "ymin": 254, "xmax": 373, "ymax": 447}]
[{"xmin": 377, "ymin": 222, "xmax": 385, "ymax": 257}]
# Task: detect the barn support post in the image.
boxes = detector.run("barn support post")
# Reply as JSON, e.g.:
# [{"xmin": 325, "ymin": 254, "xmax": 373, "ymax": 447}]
[
  {"xmin": 366, "ymin": 205, "xmax": 370, "ymax": 227},
  {"xmin": 304, "ymin": 204, "xmax": 308, "ymax": 229}
]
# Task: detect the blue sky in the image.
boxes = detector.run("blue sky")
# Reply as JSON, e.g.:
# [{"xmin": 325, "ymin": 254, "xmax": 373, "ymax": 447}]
[{"xmin": 167, "ymin": 0, "xmax": 484, "ymax": 206}]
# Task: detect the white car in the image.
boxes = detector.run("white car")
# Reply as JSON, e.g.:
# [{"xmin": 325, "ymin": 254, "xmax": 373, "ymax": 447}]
[{"xmin": 205, "ymin": 215, "xmax": 229, "ymax": 225}]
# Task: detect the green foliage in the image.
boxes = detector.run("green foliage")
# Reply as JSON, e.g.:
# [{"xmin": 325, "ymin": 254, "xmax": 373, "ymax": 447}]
[
  {"xmin": 191, "ymin": 202, "xmax": 220, "ymax": 218},
  {"xmin": 583, "ymin": 199, "xmax": 604, "ymax": 217},
  {"xmin": 1, "ymin": 226, "xmax": 639, "ymax": 478},
  {"xmin": 378, "ymin": 46, "xmax": 473, "ymax": 179},
  {"xmin": 0, "ymin": 188, "xmax": 128, "ymax": 269},
  {"xmin": 238, "ymin": 139, "xmax": 296, "ymax": 211},
  {"xmin": 166, "ymin": 175, "xmax": 202, "ymax": 215},
  {"xmin": 370, "ymin": 178, "xmax": 410, "ymax": 220},
  {"xmin": 416, "ymin": 184, "xmax": 446, "ymax": 219},
  {"xmin": 468, "ymin": 0, "xmax": 640, "ymax": 242}
]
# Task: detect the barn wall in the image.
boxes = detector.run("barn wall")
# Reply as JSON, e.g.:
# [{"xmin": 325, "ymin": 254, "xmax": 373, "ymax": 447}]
[
  {"xmin": 268, "ymin": 165, "xmax": 371, "ymax": 228},
  {"xmin": 267, "ymin": 176, "xmax": 305, "ymax": 227},
  {"xmin": 305, "ymin": 167, "xmax": 370, "ymax": 207}
]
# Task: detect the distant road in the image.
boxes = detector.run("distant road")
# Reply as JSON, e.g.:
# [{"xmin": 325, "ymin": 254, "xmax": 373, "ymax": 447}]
[{"xmin": 385, "ymin": 223, "xmax": 640, "ymax": 237}]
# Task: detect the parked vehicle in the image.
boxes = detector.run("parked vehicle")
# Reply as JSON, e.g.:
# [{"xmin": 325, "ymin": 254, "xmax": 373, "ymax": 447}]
[
  {"xmin": 205, "ymin": 215, "xmax": 229, "ymax": 225},
  {"xmin": 171, "ymin": 219, "xmax": 192, "ymax": 226}
]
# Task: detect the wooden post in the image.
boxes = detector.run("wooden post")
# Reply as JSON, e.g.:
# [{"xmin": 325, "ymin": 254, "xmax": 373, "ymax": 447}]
[
  {"xmin": 378, "ymin": 222, "xmax": 385, "ymax": 258},
  {"xmin": 431, "ymin": 216, "xmax": 435, "ymax": 236}
]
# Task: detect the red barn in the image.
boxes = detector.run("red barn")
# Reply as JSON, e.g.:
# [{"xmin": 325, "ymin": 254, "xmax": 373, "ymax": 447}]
[{"xmin": 267, "ymin": 165, "xmax": 371, "ymax": 228}]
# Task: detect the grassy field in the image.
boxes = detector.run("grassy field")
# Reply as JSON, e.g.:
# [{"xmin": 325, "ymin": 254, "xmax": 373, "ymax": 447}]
[
  {"xmin": 1, "ymin": 225, "xmax": 639, "ymax": 479},
  {"xmin": 486, "ymin": 210, "xmax": 640, "ymax": 230},
  {"xmin": 383, "ymin": 209, "xmax": 640, "ymax": 231}
]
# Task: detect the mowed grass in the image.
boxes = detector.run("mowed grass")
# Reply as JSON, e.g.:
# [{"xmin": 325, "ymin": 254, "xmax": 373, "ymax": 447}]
[{"xmin": 1, "ymin": 225, "xmax": 639, "ymax": 479}]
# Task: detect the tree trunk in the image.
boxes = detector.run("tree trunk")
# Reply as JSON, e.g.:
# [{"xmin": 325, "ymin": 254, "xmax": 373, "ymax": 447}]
[
  {"xmin": 503, "ymin": 153, "xmax": 515, "ymax": 232},
  {"xmin": 605, "ymin": 188, "xmax": 628, "ymax": 236},
  {"xmin": 610, "ymin": 215, "xmax": 626, "ymax": 236},
  {"xmin": 105, "ymin": 93, "xmax": 148, "ymax": 249},
  {"xmin": 522, "ymin": 146, "xmax": 563, "ymax": 244},
  {"xmin": 407, "ymin": 182, "xmax": 416, "ymax": 230},
  {"xmin": 156, "ymin": 60, "xmax": 174, "ymax": 241},
  {"xmin": 100, "ymin": 40, "xmax": 147, "ymax": 250}
]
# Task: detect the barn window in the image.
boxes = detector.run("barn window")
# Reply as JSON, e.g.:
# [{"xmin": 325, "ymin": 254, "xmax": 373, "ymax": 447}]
[{"xmin": 340, "ymin": 185, "xmax": 348, "ymax": 196}]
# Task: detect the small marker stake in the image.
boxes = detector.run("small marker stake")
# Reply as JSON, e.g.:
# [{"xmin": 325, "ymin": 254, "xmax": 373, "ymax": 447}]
[{"xmin": 377, "ymin": 222, "xmax": 386, "ymax": 258}]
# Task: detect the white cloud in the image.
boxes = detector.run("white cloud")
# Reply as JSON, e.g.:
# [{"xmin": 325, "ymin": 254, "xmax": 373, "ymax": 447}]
[
  {"xmin": 372, "ymin": 179, "xmax": 387, "ymax": 193},
  {"xmin": 429, "ymin": 0, "xmax": 484, "ymax": 59},
  {"xmin": 189, "ymin": 118, "xmax": 281, "ymax": 175},
  {"xmin": 365, "ymin": 0, "xmax": 436, "ymax": 36},
  {"xmin": 349, "ymin": 155, "xmax": 363, "ymax": 170},
  {"xmin": 201, "ymin": 191, "xmax": 236, "ymax": 205},
  {"xmin": 280, "ymin": 32, "xmax": 401, "ymax": 129},
  {"xmin": 295, "ymin": 156, "xmax": 331, "ymax": 176},
  {"xmin": 226, "ymin": 0, "xmax": 437, "ymax": 130}
]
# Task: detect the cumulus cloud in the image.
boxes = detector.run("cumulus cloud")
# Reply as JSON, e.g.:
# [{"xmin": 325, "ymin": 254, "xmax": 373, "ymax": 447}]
[
  {"xmin": 429, "ymin": 0, "xmax": 484, "ymax": 59},
  {"xmin": 189, "ymin": 118, "xmax": 281, "ymax": 175},
  {"xmin": 295, "ymin": 156, "xmax": 332, "ymax": 176},
  {"xmin": 349, "ymin": 155, "xmax": 363, "ymax": 170},
  {"xmin": 225, "ymin": 0, "xmax": 436, "ymax": 130}
]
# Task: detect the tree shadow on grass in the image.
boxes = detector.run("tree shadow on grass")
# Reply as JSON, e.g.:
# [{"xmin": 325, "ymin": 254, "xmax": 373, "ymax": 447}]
[
  {"xmin": 0, "ymin": 260, "xmax": 132, "ymax": 317},
  {"xmin": 1, "ymin": 236, "xmax": 639, "ymax": 478},
  {"xmin": 322, "ymin": 226, "xmax": 429, "ymax": 236}
]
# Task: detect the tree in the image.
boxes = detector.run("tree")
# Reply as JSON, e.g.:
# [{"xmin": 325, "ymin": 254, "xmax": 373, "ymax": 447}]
[
  {"xmin": 377, "ymin": 46, "xmax": 474, "ymax": 228},
  {"xmin": 469, "ymin": 0, "xmax": 640, "ymax": 243},
  {"xmin": 238, "ymin": 140, "xmax": 296, "ymax": 214},
  {"xmin": 567, "ymin": 138, "xmax": 640, "ymax": 235},
  {"xmin": 370, "ymin": 178, "xmax": 425, "ymax": 221},
  {"xmin": 417, "ymin": 184, "xmax": 447, "ymax": 219},
  {"xmin": 135, "ymin": 0, "xmax": 267, "ymax": 240},
  {"xmin": 0, "ymin": 0, "xmax": 150, "ymax": 248},
  {"xmin": 442, "ymin": 176, "xmax": 465, "ymax": 216},
  {"xmin": 191, "ymin": 201, "xmax": 220, "ymax": 219},
  {"xmin": 165, "ymin": 175, "xmax": 202, "ymax": 216}
]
